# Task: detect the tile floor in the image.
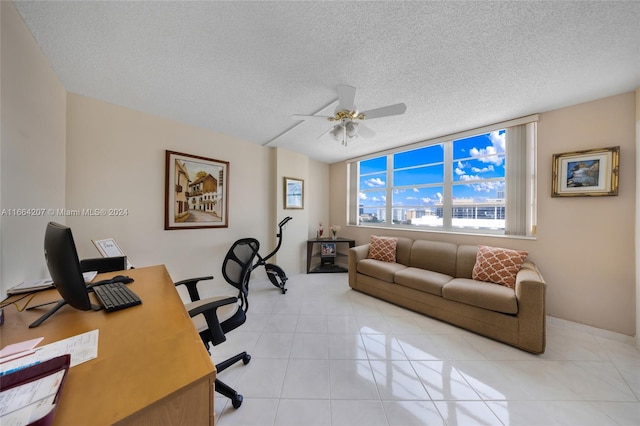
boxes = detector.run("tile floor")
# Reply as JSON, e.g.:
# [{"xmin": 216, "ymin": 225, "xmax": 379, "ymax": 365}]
[{"xmin": 210, "ymin": 273, "xmax": 640, "ymax": 426}]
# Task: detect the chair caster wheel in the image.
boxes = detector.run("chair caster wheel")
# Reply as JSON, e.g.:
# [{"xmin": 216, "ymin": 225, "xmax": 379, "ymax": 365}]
[
  {"xmin": 243, "ymin": 354, "xmax": 251, "ymax": 365},
  {"xmin": 232, "ymin": 394, "xmax": 243, "ymax": 409}
]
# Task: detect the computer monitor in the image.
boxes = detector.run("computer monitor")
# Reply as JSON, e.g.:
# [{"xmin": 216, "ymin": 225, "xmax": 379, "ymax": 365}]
[{"xmin": 29, "ymin": 222, "xmax": 100, "ymax": 328}]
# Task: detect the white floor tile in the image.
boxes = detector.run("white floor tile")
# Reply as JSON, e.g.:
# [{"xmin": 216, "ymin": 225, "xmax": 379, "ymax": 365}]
[
  {"xmin": 362, "ymin": 334, "xmax": 408, "ymax": 360},
  {"xmin": 280, "ymin": 359, "xmax": 331, "ymax": 399},
  {"xmin": 252, "ymin": 332, "xmax": 295, "ymax": 358},
  {"xmin": 209, "ymin": 274, "xmax": 639, "ymax": 425},
  {"xmin": 233, "ymin": 358, "xmax": 288, "ymax": 398},
  {"xmin": 330, "ymin": 400, "xmax": 388, "ymax": 426},
  {"xmin": 433, "ymin": 401, "xmax": 503, "ymax": 425},
  {"xmin": 216, "ymin": 397, "xmax": 279, "ymax": 426},
  {"xmin": 382, "ymin": 400, "xmax": 445, "ymax": 426},
  {"xmin": 411, "ymin": 360, "xmax": 481, "ymax": 401},
  {"xmin": 328, "ymin": 333, "xmax": 367, "ymax": 360},
  {"xmin": 370, "ymin": 360, "xmax": 430, "ymax": 400},
  {"xmin": 290, "ymin": 332, "xmax": 329, "ymax": 359},
  {"xmin": 274, "ymin": 399, "xmax": 332, "ymax": 426},
  {"xmin": 329, "ymin": 359, "xmax": 380, "ymax": 400}
]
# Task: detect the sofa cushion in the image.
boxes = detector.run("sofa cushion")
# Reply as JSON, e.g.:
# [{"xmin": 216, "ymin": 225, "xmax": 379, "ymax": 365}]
[
  {"xmin": 394, "ymin": 267, "xmax": 452, "ymax": 296},
  {"xmin": 357, "ymin": 258, "xmax": 407, "ymax": 283},
  {"xmin": 456, "ymin": 245, "xmax": 479, "ymax": 279},
  {"xmin": 443, "ymin": 278, "xmax": 518, "ymax": 314},
  {"xmin": 472, "ymin": 245, "xmax": 528, "ymax": 289},
  {"xmin": 367, "ymin": 235, "xmax": 398, "ymax": 263},
  {"xmin": 409, "ymin": 240, "xmax": 458, "ymax": 277}
]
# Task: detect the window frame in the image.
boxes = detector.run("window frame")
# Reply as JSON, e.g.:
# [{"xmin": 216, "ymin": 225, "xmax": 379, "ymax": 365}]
[{"xmin": 348, "ymin": 115, "xmax": 538, "ymax": 238}]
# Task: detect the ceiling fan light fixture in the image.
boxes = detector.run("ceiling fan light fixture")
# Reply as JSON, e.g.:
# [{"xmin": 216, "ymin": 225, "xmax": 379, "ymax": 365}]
[
  {"xmin": 329, "ymin": 124, "xmax": 343, "ymax": 141},
  {"xmin": 345, "ymin": 121, "xmax": 358, "ymax": 137}
]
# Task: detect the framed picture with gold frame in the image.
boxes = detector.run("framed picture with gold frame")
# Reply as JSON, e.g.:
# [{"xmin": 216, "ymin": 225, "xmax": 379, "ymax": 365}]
[
  {"xmin": 552, "ymin": 146, "xmax": 619, "ymax": 197},
  {"xmin": 284, "ymin": 177, "xmax": 304, "ymax": 209},
  {"xmin": 165, "ymin": 150, "xmax": 229, "ymax": 229}
]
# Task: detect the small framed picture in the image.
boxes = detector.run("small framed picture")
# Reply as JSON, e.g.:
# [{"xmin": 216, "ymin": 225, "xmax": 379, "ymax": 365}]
[
  {"xmin": 284, "ymin": 177, "xmax": 304, "ymax": 209},
  {"xmin": 321, "ymin": 242, "xmax": 336, "ymax": 257},
  {"xmin": 92, "ymin": 238, "xmax": 134, "ymax": 269},
  {"xmin": 552, "ymin": 146, "xmax": 619, "ymax": 197}
]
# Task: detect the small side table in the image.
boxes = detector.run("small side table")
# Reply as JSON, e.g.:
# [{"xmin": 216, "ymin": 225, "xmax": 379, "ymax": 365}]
[{"xmin": 306, "ymin": 238, "xmax": 356, "ymax": 273}]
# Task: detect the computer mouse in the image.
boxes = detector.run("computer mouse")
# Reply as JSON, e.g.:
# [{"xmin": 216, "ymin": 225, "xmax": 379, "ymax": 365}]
[{"xmin": 111, "ymin": 275, "xmax": 134, "ymax": 284}]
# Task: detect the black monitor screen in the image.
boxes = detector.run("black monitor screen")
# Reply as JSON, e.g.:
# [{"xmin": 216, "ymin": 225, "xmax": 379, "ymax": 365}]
[{"xmin": 44, "ymin": 222, "xmax": 92, "ymax": 311}]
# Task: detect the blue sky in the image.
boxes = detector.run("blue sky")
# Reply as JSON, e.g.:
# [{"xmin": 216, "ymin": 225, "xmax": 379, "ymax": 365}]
[{"xmin": 359, "ymin": 130, "xmax": 506, "ymax": 208}]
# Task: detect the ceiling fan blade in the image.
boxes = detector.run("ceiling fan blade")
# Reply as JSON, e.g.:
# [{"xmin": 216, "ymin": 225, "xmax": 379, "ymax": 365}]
[
  {"xmin": 337, "ymin": 85, "xmax": 356, "ymax": 111},
  {"xmin": 357, "ymin": 123, "xmax": 376, "ymax": 138},
  {"xmin": 360, "ymin": 103, "xmax": 407, "ymax": 120},
  {"xmin": 316, "ymin": 125, "xmax": 334, "ymax": 140},
  {"xmin": 291, "ymin": 114, "xmax": 332, "ymax": 122}
]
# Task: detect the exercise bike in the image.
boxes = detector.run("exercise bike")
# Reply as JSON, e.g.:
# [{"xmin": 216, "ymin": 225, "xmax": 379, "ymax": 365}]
[{"xmin": 252, "ymin": 216, "xmax": 292, "ymax": 294}]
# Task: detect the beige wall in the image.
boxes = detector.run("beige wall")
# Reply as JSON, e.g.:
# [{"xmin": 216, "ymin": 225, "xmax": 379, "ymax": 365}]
[
  {"xmin": 331, "ymin": 92, "xmax": 637, "ymax": 336},
  {"xmin": 65, "ymin": 94, "xmax": 274, "ymax": 297},
  {"xmin": 636, "ymin": 88, "xmax": 640, "ymax": 347},
  {"xmin": 271, "ymin": 148, "xmax": 330, "ymax": 273},
  {"xmin": 1, "ymin": 1, "xmax": 67, "ymax": 293}
]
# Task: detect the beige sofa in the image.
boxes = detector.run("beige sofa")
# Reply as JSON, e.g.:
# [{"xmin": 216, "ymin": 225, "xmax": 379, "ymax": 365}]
[{"xmin": 348, "ymin": 237, "xmax": 546, "ymax": 354}]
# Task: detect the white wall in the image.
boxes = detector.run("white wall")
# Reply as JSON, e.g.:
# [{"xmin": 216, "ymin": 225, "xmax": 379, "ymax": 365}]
[{"xmin": 0, "ymin": 1, "xmax": 66, "ymax": 294}]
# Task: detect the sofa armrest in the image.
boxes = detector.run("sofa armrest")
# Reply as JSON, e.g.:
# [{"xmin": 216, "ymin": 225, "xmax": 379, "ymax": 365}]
[
  {"xmin": 515, "ymin": 261, "xmax": 547, "ymax": 353},
  {"xmin": 348, "ymin": 244, "xmax": 370, "ymax": 289}
]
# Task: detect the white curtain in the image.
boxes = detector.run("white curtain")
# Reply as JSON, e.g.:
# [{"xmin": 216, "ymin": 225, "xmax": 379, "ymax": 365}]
[{"xmin": 505, "ymin": 122, "xmax": 536, "ymax": 236}]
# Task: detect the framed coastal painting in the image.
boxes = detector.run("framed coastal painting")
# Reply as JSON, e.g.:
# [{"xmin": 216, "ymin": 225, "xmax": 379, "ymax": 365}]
[
  {"xmin": 552, "ymin": 146, "xmax": 619, "ymax": 197},
  {"xmin": 165, "ymin": 150, "xmax": 229, "ymax": 229},
  {"xmin": 284, "ymin": 177, "xmax": 304, "ymax": 209}
]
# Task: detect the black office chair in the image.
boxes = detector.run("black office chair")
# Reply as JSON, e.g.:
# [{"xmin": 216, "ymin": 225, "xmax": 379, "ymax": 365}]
[{"xmin": 175, "ymin": 238, "xmax": 260, "ymax": 409}]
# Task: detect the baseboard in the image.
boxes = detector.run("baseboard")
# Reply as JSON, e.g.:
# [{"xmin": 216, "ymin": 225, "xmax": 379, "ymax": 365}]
[{"xmin": 546, "ymin": 315, "xmax": 637, "ymax": 346}]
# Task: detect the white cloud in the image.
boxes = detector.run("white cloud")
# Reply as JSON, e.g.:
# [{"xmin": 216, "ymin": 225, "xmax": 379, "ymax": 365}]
[
  {"xmin": 459, "ymin": 174, "xmax": 481, "ymax": 181},
  {"xmin": 455, "ymin": 167, "xmax": 465, "ymax": 176},
  {"xmin": 365, "ymin": 177, "xmax": 385, "ymax": 187},
  {"xmin": 471, "ymin": 165, "xmax": 495, "ymax": 173},
  {"xmin": 465, "ymin": 180, "xmax": 505, "ymax": 193},
  {"xmin": 469, "ymin": 130, "xmax": 505, "ymax": 166}
]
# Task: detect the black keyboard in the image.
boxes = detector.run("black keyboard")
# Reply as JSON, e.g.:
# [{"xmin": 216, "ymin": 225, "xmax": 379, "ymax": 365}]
[{"xmin": 93, "ymin": 282, "xmax": 141, "ymax": 312}]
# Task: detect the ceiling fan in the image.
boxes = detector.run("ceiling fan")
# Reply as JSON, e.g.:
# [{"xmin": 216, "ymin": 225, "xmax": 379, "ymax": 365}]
[{"xmin": 292, "ymin": 85, "xmax": 407, "ymax": 146}]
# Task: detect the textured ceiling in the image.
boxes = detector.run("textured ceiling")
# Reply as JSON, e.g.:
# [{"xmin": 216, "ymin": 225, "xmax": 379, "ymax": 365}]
[{"xmin": 14, "ymin": 1, "xmax": 640, "ymax": 164}]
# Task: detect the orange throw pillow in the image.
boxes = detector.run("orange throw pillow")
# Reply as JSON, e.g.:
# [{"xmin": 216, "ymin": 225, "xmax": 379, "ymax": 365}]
[
  {"xmin": 472, "ymin": 245, "xmax": 528, "ymax": 289},
  {"xmin": 367, "ymin": 236, "xmax": 398, "ymax": 263}
]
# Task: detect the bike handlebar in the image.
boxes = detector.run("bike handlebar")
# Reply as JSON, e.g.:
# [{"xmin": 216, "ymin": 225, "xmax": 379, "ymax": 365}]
[{"xmin": 278, "ymin": 216, "xmax": 293, "ymax": 227}]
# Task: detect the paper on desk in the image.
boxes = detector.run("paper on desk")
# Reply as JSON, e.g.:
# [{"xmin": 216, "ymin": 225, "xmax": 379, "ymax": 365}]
[
  {"xmin": 82, "ymin": 271, "xmax": 98, "ymax": 283},
  {"xmin": 0, "ymin": 338, "xmax": 44, "ymax": 364},
  {"xmin": 6, "ymin": 272, "xmax": 97, "ymax": 296},
  {"xmin": 0, "ymin": 370, "xmax": 64, "ymax": 426},
  {"xmin": 0, "ymin": 330, "xmax": 98, "ymax": 375},
  {"xmin": 6, "ymin": 279, "xmax": 54, "ymax": 295}
]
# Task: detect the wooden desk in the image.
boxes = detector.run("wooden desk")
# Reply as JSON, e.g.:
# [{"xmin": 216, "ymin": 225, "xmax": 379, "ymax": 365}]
[{"xmin": 0, "ymin": 265, "xmax": 215, "ymax": 426}]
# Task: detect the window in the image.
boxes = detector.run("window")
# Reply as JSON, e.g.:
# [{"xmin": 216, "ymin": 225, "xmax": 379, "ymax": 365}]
[{"xmin": 349, "ymin": 117, "xmax": 537, "ymax": 237}]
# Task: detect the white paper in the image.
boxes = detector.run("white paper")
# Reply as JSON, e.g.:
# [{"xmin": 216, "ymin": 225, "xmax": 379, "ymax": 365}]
[
  {"xmin": 0, "ymin": 370, "xmax": 65, "ymax": 426},
  {"xmin": 0, "ymin": 330, "xmax": 98, "ymax": 375},
  {"xmin": 0, "ymin": 338, "xmax": 43, "ymax": 360}
]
